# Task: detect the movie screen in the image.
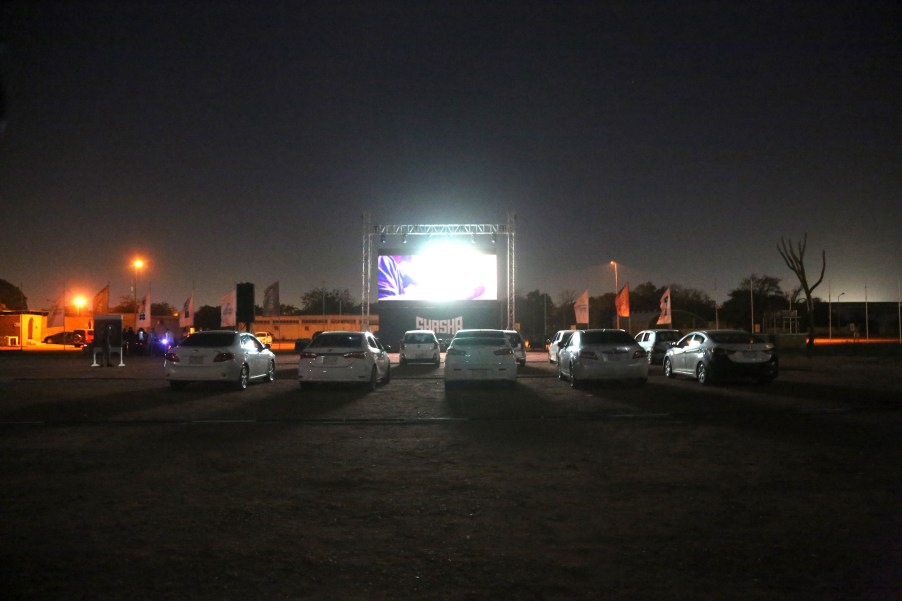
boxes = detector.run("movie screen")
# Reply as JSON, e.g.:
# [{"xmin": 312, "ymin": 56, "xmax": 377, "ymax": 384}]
[{"xmin": 377, "ymin": 243, "xmax": 497, "ymax": 302}]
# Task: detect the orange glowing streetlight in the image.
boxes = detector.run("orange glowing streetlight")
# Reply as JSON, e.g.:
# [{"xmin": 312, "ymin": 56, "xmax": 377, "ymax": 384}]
[
  {"xmin": 610, "ymin": 260, "xmax": 620, "ymax": 329},
  {"xmin": 73, "ymin": 295, "xmax": 86, "ymax": 316},
  {"xmin": 133, "ymin": 258, "xmax": 145, "ymax": 326}
]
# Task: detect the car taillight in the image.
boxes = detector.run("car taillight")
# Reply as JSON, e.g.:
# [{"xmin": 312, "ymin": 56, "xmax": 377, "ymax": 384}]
[
  {"xmin": 493, "ymin": 348, "xmax": 513, "ymax": 356},
  {"xmin": 213, "ymin": 352, "xmax": 235, "ymax": 363},
  {"xmin": 299, "ymin": 351, "xmax": 318, "ymax": 359},
  {"xmin": 164, "ymin": 352, "xmax": 179, "ymax": 362},
  {"xmin": 446, "ymin": 348, "xmax": 466, "ymax": 356},
  {"xmin": 633, "ymin": 349, "xmax": 646, "ymax": 360},
  {"xmin": 578, "ymin": 350, "xmax": 598, "ymax": 360},
  {"xmin": 343, "ymin": 352, "xmax": 367, "ymax": 359}
]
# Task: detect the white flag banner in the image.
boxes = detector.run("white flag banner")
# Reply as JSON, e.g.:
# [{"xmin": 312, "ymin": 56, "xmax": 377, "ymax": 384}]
[
  {"xmin": 574, "ymin": 289, "xmax": 589, "ymax": 325},
  {"xmin": 47, "ymin": 293, "xmax": 66, "ymax": 328},
  {"xmin": 221, "ymin": 289, "xmax": 237, "ymax": 328},
  {"xmin": 657, "ymin": 288, "xmax": 672, "ymax": 325},
  {"xmin": 179, "ymin": 295, "xmax": 194, "ymax": 328},
  {"xmin": 137, "ymin": 292, "xmax": 152, "ymax": 329},
  {"xmin": 263, "ymin": 281, "xmax": 280, "ymax": 317}
]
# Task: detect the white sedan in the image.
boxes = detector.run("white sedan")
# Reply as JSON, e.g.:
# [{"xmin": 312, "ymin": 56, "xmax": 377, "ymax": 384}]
[
  {"xmin": 164, "ymin": 330, "xmax": 276, "ymax": 391},
  {"xmin": 558, "ymin": 329, "xmax": 648, "ymax": 387},
  {"xmin": 443, "ymin": 329, "xmax": 517, "ymax": 389},
  {"xmin": 298, "ymin": 331, "xmax": 391, "ymax": 391}
]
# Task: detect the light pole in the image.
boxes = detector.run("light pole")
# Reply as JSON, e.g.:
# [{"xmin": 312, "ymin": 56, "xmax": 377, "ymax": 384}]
[
  {"xmin": 610, "ymin": 260, "xmax": 619, "ymax": 329},
  {"xmin": 831, "ymin": 291, "xmax": 845, "ymax": 339},
  {"xmin": 133, "ymin": 259, "xmax": 144, "ymax": 328}
]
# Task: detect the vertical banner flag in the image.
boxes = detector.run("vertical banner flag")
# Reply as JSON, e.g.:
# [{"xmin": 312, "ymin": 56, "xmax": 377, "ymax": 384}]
[
  {"xmin": 221, "ymin": 289, "xmax": 237, "ymax": 328},
  {"xmin": 47, "ymin": 293, "xmax": 66, "ymax": 328},
  {"xmin": 179, "ymin": 295, "xmax": 194, "ymax": 328},
  {"xmin": 657, "ymin": 288, "xmax": 672, "ymax": 325},
  {"xmin": 92, "ymin": 285, "xmax": 110, "ymax": 315},
  {"xmin": 137, "ymin": 292, "xmax": 152, "ymax": 329},
  {"xmin": 263, "ymin": 281, "xmax": 280, "ymax": 316},
  {"xmin": 616, "ymin": 284, "xmax": 630, "ymax": 318},
  {"xmin": 574, "ymin": 289, "xmax": 589, "ymax": 324}
]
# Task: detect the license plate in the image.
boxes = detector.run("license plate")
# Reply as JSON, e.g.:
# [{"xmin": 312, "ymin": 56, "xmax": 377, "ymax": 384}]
[
  {"xmin": 743, "ymin": 351, "xmax": 757, "ymax": 358},
  {"xmin": 189, "ymin": 356, "xmax": 204, "ymax": 365},
  {"xmin": 323, "ymin": 356, "xmax": 338, "ymax": 365}
]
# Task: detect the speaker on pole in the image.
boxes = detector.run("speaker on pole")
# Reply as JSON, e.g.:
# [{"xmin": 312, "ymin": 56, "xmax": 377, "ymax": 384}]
[{"xmin": 236, "ymin": 282, "xmax": 255, "ymax": 326}]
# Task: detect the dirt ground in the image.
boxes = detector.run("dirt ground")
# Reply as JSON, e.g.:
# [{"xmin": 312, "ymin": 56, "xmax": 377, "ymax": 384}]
[{"xmin": 0, "ymin": 349, "xmax": 900, "ymax": 600}]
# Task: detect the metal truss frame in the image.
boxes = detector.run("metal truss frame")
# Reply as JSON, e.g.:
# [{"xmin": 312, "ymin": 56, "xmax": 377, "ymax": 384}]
[{"xmin": 361, "ymin": 214, "xmax": 517, "ymax": 329}]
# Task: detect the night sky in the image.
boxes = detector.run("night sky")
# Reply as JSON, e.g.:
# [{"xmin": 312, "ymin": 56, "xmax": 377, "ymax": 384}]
[{"xmin": 1, "ymin": 1, "xmax": 899, "ymax": 312}]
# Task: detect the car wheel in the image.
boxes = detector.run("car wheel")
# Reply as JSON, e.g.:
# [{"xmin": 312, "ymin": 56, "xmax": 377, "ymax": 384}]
[
  {"xmin": 236, "ymin": 364, "xmax": 250, "ymax": 390},
  {"xmin": 170, "ymin": 381, "xmax": 187, "ymax": 391},
  {"xmin": 697, "ymin": 362, "xmax": 713, "ymax": 386},
  {"xmin": 569, "ymin": 362, "xmax": 579, "ymax": 389},
  {"xmin": 664, "ymin": 357, "xmax": 674, "ymax": 378},
  {"xmin": 558, "ymin": 364, "xmax": 565, "ymax": 380},
  {"xmin": 266, "ymin": 360, "xmax": 276, "ymax": 382},
  {"xmin": 368, "ymin": 366, "xmax": 378, "ymax": 392}
]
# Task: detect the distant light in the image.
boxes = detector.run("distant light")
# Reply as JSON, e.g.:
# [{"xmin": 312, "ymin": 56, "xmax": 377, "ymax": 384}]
[
  {"xmin": 133, "ymin": 259, "xmax": 144, "ymax": 269},
  {"xmin": 73, "ymin": 296, "xmax": 86, "ymax": 308}
]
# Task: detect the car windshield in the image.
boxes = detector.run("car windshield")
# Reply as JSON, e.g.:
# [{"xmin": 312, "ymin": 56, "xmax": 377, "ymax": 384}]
[
  {"xmin": 582, "ymin": 330, "xmax": 636, "ymax": 345},
  {"xmin": 657, "ymin": 331, "xmax": 681, "ymax": 342},
  {"xmin": 312, "ymin": 333, "xmax": 363, "ymax": 348},
  {"xmin": 181, "ymin": 332, "xmax": 237, "ymax": 347},
  {"xmin": 708, "ymin": 332, "xmax": 767, "ymax": 344},
  {"xmin": 404, "ymin": 333, "xmax": 435, "ymax": 344}
]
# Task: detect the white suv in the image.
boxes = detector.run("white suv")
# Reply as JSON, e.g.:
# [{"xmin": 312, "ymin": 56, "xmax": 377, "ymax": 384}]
[
  {"xmin": 399, "ymin": 330, "xmax": 441, "ymax": 366},
  {"xmin": 634, "ymin": 329, "xmax": 682, "ymax": 365}
]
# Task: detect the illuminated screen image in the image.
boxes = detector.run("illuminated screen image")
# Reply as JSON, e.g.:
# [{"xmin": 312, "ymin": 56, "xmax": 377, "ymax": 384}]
[{"xmin": 377, "ymin": 243, "xmax": 497, "ymax": 302}]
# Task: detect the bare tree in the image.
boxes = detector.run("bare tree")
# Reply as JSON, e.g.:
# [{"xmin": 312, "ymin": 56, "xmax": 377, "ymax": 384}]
[{"xmin": 777, "ymin": 234, "xmax": 825, "ymax": 348}]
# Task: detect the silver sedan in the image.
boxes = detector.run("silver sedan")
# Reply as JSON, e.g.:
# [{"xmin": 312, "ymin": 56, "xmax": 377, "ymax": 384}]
[{"xmin": 663, "ymin": 330, "xmax": 778, "ymax": 385}]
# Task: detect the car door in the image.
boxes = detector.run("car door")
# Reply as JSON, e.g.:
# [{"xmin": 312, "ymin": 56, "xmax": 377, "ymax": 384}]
[
  {"xmin": 671, "ymin": 334, "xmax": 694, "ymax": 373},
  {"xmin": 368, "ymin": 334, "xmax": 389, "ymax": 378},
  {"xmin": 679, "ymin": 334, "xmax": 705, "ymax": 374},
  {"xmin": 560, "ymin": 331, "xmax": 579, "ymax": 377},
  {"xmin": 241, "ymin": 334, "xmax": 267, "ymax": 377}
]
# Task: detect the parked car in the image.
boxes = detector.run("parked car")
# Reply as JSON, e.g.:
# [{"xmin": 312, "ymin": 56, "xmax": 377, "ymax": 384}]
[
  {"xmin": 547, "ymin": 330, "xmax": 575, "ymax": 364},
  {"xmin": 557, "ymin": 329, "xmax": 648, "ymax": 387},
  {"xmin": 663, "ymin": 330, "xmax": 778, "ymax": 385},
  {"xmin": 254, "ymin": 331, "xmax": 274, "ymax": 345},
  {"xmin": 297, "ymin": 331, "xmax": 391, "ymax": 391},
  {"xmin": 634, "ymin": 329, "xmax": 682, "ymax": 365},
  {"xmin": 42, "ymin": 331, "xmax": 84, "ymax": 345},
  {"xmin": 503, "ymin": 329, "xmax": 527, "ymax": 367},
  {"xmin": 164, "ymin": 330, "xmax": 276, "ymax": 391},
  {"xmin": 294, "ymin": 338, "xmax": 312, "ymax": 352},
  {"xmin": 74, "ymin": 328, "xmax": 94, "ymax": 346},
  {"xmin": 399, "ymin": 329, "xmax": 441, "ymax": 365},
  {"xmin": 443, "ymin": 329, "xmax": 517, "ymax": 389}
]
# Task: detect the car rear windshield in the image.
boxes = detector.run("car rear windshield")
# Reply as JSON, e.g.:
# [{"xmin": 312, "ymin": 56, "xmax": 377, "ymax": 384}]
[
  {"xmin": 454, "ymin": 330, "xmax": 504, "ymax": 340},
  {"xmin": 312, "ymin": 333, "xmax": 363, "ymax": 348},
  {"xmin": 506, "ymin": 334, "xmax": 522, "ymax": 346},
  {"xmin": 582, "ymin": 330, "xmax": 636, "ymax": 345},
  {"xmin": 404, "ymin": 333, "xmax": 435, "ymax": 344},
  {"xmin": 181, "ymin": 332, "xmax": 237, "ymax": 347},
  {"xmin": 452, "ymin": 337, "xmax": 508, "ymax": 347},
  {"xmin": 708, "ymin": 332, "xmax": 767, "ymax": 344}
]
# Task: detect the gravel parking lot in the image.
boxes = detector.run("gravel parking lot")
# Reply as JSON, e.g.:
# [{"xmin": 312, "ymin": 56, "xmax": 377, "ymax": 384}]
[{"xmin": 1, "ymin": 350, "xmax": 900, "ymax": 600}]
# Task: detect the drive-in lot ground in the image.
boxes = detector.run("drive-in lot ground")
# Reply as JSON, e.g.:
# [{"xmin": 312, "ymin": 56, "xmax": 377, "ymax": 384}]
[{"xmin": 1, "ymin": 350, "xmax": 900, "ymax": 600}]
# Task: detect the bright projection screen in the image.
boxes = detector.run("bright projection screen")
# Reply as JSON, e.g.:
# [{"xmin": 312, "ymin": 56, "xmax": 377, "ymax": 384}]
[{"xmin": 377, "ymin": 242, "xmax": 498, "ymax": 302}]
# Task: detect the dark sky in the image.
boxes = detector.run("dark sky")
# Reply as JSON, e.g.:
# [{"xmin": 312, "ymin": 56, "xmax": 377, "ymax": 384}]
[{"xmin": 1, "ymin": 0, "xmax": 899, "ymax": 312}]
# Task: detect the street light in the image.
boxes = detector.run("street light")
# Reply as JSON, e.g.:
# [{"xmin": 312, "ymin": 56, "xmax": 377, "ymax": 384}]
[
  {"xmin": 133, "ymin": 259, "xmax": 144, "ymax": 327},
  {"xmin": 830, "ymin": 290, "xmax": 845, "ymax": 339},
  {"xmin": 73, "ymin": 295, "xmax": 86, "ymax": 316},
  {"xmin": 610, "ymin": 260, "xmax": 619, "ymax": 329}
]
